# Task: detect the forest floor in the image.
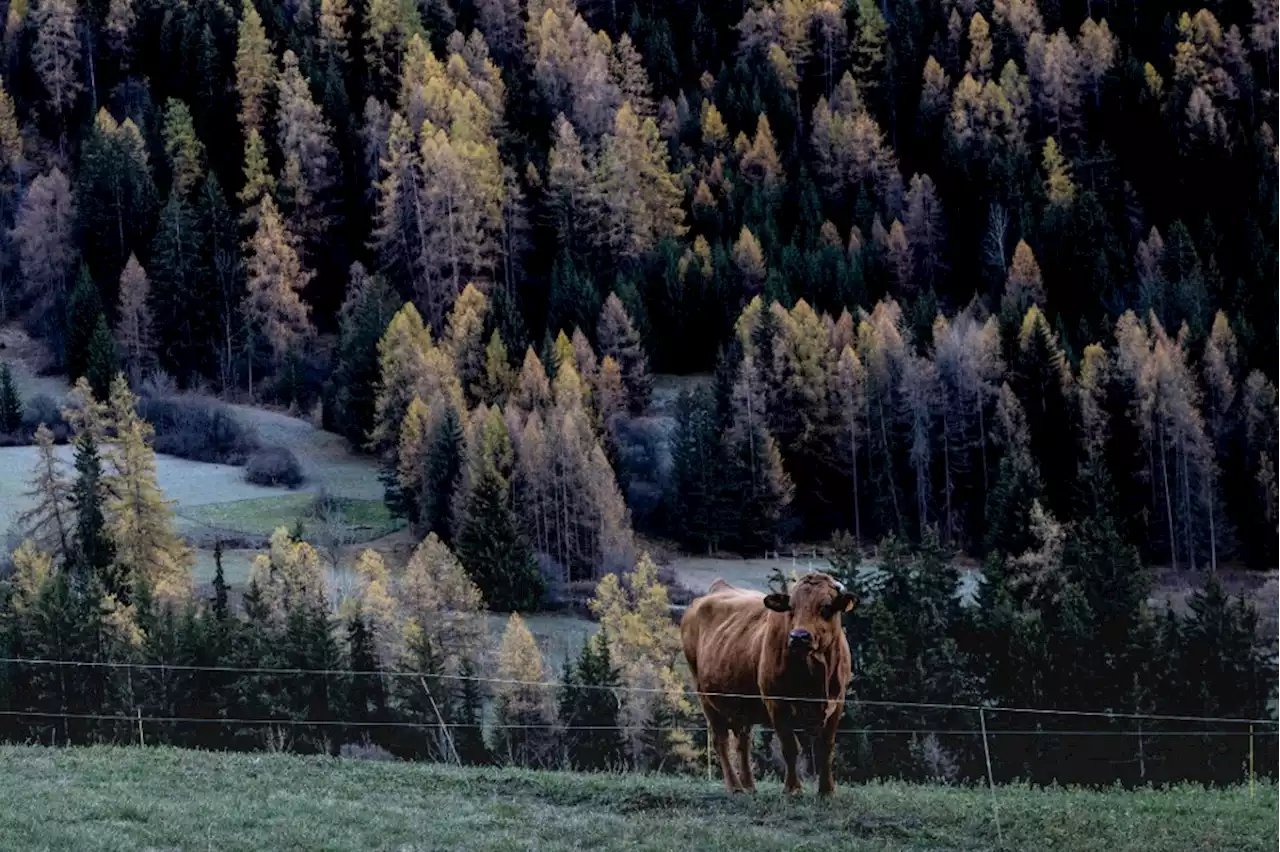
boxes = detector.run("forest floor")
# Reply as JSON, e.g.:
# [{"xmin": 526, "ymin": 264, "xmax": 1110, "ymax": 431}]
[{"xmin": 0, "ymin": 745, "xmax": 1274, "ymax": 852}]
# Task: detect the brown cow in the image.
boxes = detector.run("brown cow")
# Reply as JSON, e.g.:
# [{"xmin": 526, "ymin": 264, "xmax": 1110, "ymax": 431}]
[{"xmin": 681, "ymin": 572, "xmax": 855, "ymax": 796}]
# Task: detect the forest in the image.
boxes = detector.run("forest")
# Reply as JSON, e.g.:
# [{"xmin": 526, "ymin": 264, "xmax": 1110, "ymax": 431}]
[{"xmin": 0, "ymin": 0, "xmax": 1275, "ymax": 789}]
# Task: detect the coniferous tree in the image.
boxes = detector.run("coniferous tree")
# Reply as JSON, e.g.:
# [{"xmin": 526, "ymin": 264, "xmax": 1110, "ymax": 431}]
[
  {"xmin": 0, "ymin": 361, "xmax": 23, "ymax": 433},
  {"xmin": 420, "ymin": 402, "xmax": 464, "ymax": 542},
  {"xmin": 115, "ymin": 254, "xmax": 154, "ymax": 387},
  {"xmin": 559, "ymin": 632, "xmax": 627, "ymax": 771},
  {"xmin": 85, "ymin": 314, "xmax": 117, "ymax": 402},
  {"xmin": 149, "ymin": 189, "xmax": 207, "ymax": 382},
  {"xmin": 69, "ymin": 430, "xmax": 116, "ymax": 591},
  {"xmin": 11, "ymin": 168, "xmax": 77, "ymax": 359},
  {"xmin": 455, "ymin": 408, "xmax": 543, "ymax": 610},
  {"xmin": 492, "ymin": 613, "xmax": 554, "ymax": 766},
  {"xmin": 332, "ymin": 262, "xmax": 398, "ymax": 446},
  {"xmin": 64, "ymin": 266, "xmax": 103, "ymax": 384}
]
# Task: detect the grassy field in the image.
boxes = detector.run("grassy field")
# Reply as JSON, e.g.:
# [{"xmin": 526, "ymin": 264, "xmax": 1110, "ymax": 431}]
[{"xmin": 0, "ymin": 745, "xmax": 1274, "ymax": 852}]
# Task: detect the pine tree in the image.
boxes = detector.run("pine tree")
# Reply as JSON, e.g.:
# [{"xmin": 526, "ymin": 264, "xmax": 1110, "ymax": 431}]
[
  {"xmin": 77, "ymin": 110, "xmax": 157, "ymax": 288},
  {"xmin": 493, "ymin": 613, "xmax": 554, "ymax": 766},
  {"xmin": 115, "ymin": 254, "xmax": 154, "ymax": 387},
  {"xmin": 455, "ymin": 407, "xmax": 543, "ymax": 611},
  {"xmin": 63, "ymin": 266, "xmax": 103, "ymax": 384},
  {"xmin": 0, "ymin": 361, "xmax": 21, "ymax": 433},
  {"xmin": 595, "ymin": 102, "xmax": 686, "ymax": 262},
  {"xmin": 11, "ymin": 168, "xmax": 77, "ymax": 357},
  {"xmin": 420, "ymin": 402, "xmax": 464, "ymax": 542},
  {"xmin": 103, "ymin": 375, "xmax": 194, "ymax": 604},
  {"xmin": 237, "ymin": 127, "xmax": 276, "ymax": 233},
  {"xmin": 149, "ymin": 188, "xmax": 207, "ymax": 382},
  {"xmin": 242, "ymin": 195, "xmax": 314, "ymax": 381},
  {"xmin": 31, "ymin": 0, "xmax": 81, "ymax": 131},
  {"xmin": 85, "ymin": 314, "xmax": 117, "ymax": 401},
  {"xmin": 332, "ymin": 262, "xmax": 398, "ymax": 446},
  {"xmin": 211, "ymin": 539, "xmax": 229, "ymax": 622},
  {"xmin": 18, "ymin": 424, "xmax": 74, "ymax": 561},
  {"xmin": 235, "ymin": 0, "xmax": 275, "ymax": 134},
  {"xmin": 559, "ymin": 632, "xmax": 627, "ymax": 770},
  {"xmin": 344, "ymin": 606, "xmax": 388, "ymax": 746},
  {"xmin": 69, "ymin": 429, "xmax": 117, "ymax": 595},
  {"xmin": 162, "ymin": 100, "xmax": 206, "ymax": 197},
  {"xmin": 597, "ymin": 293, "xmax": 651, "ymax": 415},
  {"xmin": 276, "ymin": 49, "xmax": 339, "ymax": 253}
]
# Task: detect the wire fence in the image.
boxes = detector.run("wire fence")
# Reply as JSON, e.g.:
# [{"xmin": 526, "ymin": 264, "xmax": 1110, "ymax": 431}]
[
  {"xmin": 2, "ymin": 655, "xmax": 1275, "ymax": 802},
  {"xmin": 3, "ymin": 656, "xmax": 1275, "ymax": 727}
]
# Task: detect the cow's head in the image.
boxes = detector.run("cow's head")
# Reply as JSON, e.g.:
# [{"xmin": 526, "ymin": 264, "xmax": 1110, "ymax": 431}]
[{"xmin": 762, "ymin": 572, "xmax": 856, "ymax": 654}]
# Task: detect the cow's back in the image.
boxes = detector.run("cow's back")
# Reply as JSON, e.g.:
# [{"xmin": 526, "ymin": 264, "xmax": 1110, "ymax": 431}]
[{"xmin": 681, "ymin": 583, "xmax": 775, "ymax": 722}]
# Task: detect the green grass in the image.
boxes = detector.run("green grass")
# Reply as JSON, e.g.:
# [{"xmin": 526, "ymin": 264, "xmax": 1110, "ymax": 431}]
[
  {"xmin": 181, "ymin": 495, "xmax": 405, "ymax": 542},
  {"xmin": 0, "ymin": 746, "xmax": 1273, "ymax": 852}
]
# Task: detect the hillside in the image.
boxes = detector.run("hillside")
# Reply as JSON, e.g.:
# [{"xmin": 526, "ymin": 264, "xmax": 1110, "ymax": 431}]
[{"xmin": 1, "ymin": 745, "xmax": 1275, "ymax": 852}]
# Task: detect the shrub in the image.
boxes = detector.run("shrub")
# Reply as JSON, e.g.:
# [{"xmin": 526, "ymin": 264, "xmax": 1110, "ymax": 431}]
[
  {"xmin": 245, "ymin": 446, "xmax": 304, "ymax": 488},
  {"xmin": 21, "ymin": 394, "xmax": 69, "ymax": 443},
  {"xmin": 138, "ymin": 394, "xmax": 260, "ymax": 464}
]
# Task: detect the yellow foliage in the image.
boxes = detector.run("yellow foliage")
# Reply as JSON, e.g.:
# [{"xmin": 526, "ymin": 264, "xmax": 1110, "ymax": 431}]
[
  {"xmin": 251, "ymin": 527, "xmax": 328, "ymax": 619},
  {"xmin": 8, "ymin": 540, "xmax": 53, "ymax": 613},
  {"xmin": 395, "ymin": 533, "xmax": 487, "ymax": 671}
]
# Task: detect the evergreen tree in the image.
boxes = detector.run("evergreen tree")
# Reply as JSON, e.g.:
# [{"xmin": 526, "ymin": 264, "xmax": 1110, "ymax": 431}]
[
  {"xmin": 559, "ymin": 632, "xmax": 627, "ymax": 771},
  {"xmin": 64, "ymin": 266, "xmax": 103, "ymax": 385},
  {"xmin": 69, "ymin": 430, "xmax": 117, "ymax": 594},
  {"xmin": 0, "ymin": 362, "xmax": 22, "ymax": 433},
  {"xmin": 149, "ymin": 189, "xmax": 208, "ymax": 382},
  {"xmin": 211, "ymin": 539, "xmax": 229, "ymax": 622},
  {"xmin": 85, "ymin": 314, "xmax": 117, "ymax": 402},
  {"xmin": 456, "ymin": 459, "xmax": 544, "ymax": 612},
  {"xmin": 344, "ymin": 606, "xmax": 388, "ymax": 747},
  {"xmin": 420, "ymin": 403, "xmax": 464, "ymax": 542},
  {"xmin": 332, "ymin": 262, "xmax": 398, "ymax": 446}
]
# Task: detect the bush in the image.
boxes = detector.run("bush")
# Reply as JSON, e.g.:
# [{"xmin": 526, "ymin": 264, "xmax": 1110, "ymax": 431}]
[
  {"xmin": 138, "ymin": 394, "xmax": 260, "ymax": 464},
  {"xmin": 21, "ymin": 394, "xmax": 69, "ymax": 443},
  {"xmin": 244, "ymin": 446, "xmax": 305, "ymax": 488}
]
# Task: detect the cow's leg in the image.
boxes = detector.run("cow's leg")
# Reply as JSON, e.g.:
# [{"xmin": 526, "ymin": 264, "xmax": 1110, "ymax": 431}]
[
  {"xmin": 735, "ymin": 725, "xmax": 755, "ymax": 792},
  {"xmin": 777, "ymin": 724, "xmax": 803, "ymax": 794},
  {"xmin": 707, "ymin": 711, "xmax": 743, "ymax": 793},
  {"xmin": 817, "ymin": 708, "xmax": 841, "ymax": 796}
]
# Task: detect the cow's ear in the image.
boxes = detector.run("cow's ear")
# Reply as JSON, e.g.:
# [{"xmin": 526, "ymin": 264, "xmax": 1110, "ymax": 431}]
[{"xmin": 763, "ymin": 593, "xmax": 791, "ymax": 612}]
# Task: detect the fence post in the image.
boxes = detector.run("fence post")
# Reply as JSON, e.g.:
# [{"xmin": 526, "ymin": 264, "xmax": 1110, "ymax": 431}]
[
  {"xmin": 979, "ymin": 708, "xmax": 1003, "ymax": 848},
  {"xmin": 1249, "ymin": 724, "xmax": 1254, "ymax": 799},
  {"xmin": 136, "ymin": 708, "xmax": 144, "ymax": 747}
]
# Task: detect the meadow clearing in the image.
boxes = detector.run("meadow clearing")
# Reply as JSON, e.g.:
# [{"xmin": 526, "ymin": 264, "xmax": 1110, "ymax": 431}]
[{"xmin": 1, "ymin": 745, "xmax": 1274, "ymax": 852}]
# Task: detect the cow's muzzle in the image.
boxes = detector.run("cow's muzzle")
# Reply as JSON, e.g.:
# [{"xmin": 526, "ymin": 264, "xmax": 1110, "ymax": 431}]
[{"xmin": 788, "ymin": 628, "xmax": 813, "ymax": 650}]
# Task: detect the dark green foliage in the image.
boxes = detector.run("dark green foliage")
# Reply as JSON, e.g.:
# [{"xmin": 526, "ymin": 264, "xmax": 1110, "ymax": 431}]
[
  {"xmin": 418, "ymin": 404, "xmax": 464, "ymax": 542},
  {"xmin": 149, "ymin": 189, "xmax": 211, "ymax": 384},
  {"xmin": 64, "ymin": 267, "xmax": 104, "ymax": 385},
  {"xmin": 68, "ymin": 431, "xmax": 118, "ymax": 598},
  {"xmin": 451, "ymin": 657, "xmax": 491, "ymax": 766},
  {"xmin": 210, "ymin": 540, "xmax": 229, "ymax": 622},
  {"xmin": 559, "ymin": 633, "xmax": 627, "ymax": 771},
  {"xmin": 666, "ymin": 387, "xmax": 735, "ymax": 552},
  {"xmin": 0, "ymin": 363, "xmax": 22, "ymax": 433},
  {"xmin": 344, "ymin": 607, "xmax": 388, "ymax": 747},
  {"xmin": 546, "ymin": 253, "xmax": 600, "ymax": 339},
  {"xmin": 85, "ymin": 314, "xmax": 117, "ymax": 401},
  {"xmin": 455, "ymin": 468, "xmax": 544, "ymax": 612},
  {"xmin": 331, "ymin": 270, "xmax": 398, "ymax": 448}
]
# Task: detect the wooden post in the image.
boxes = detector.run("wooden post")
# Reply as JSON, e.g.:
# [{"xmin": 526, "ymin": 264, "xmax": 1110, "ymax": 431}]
[
  {"xmin": 420, "ymin": 677, "xmax": 461, "ymax": 766},
  {"xmin": 136, "ymin": 708, "xmax": 144, "ymax": 747},
  {"xmin": 1249, "ymin": 725, "xmax": 1255, "ymax": 799},
  {"xmin": 979, "ymin": 708, "xmax": 1003, "ymax": 848}
]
